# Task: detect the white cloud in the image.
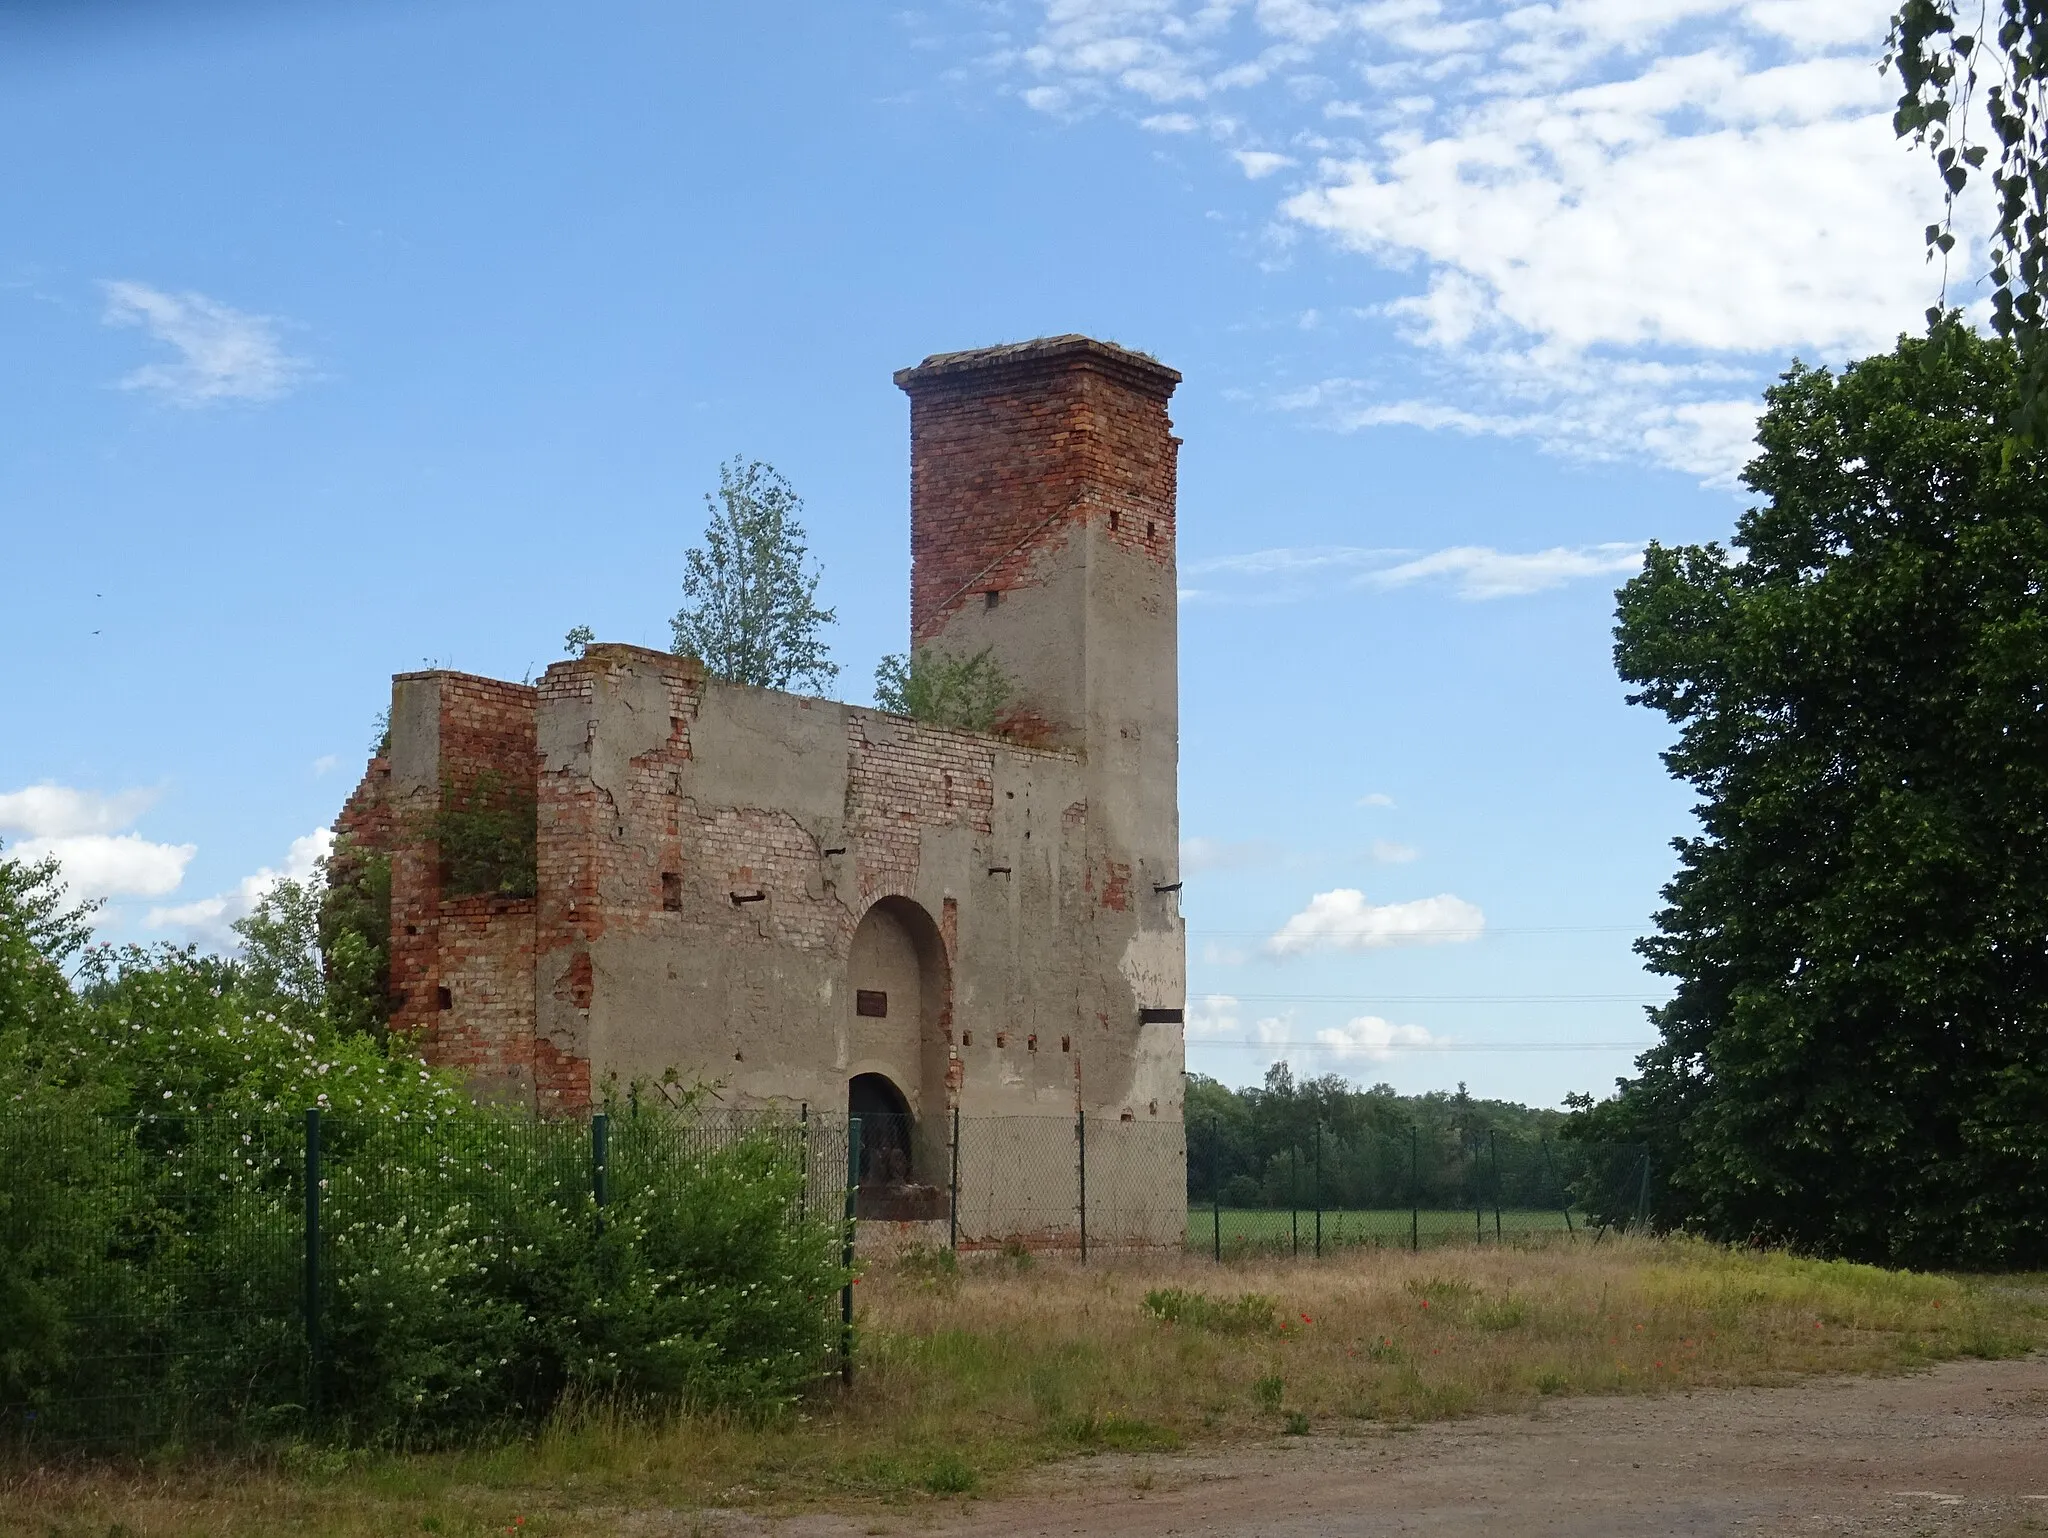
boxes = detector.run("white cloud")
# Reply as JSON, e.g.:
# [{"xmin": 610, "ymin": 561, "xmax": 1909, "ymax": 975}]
[
  {"xmin": 101, "ymin": 280, "xmax": 310, "ymax": 406},
  {"xmin": 1356, "ymin": 792, "xmax": 1395, "ymax": 808},
  {"xmin": 0, "ymin": 784, "xmax": 194, "ymax": 900},
  {"xmin": 311, "ymin": 754, "xmax": 339, "ymax": 776},
  {"xmin": 1370, "ymin": 839, "xmax": 1418, "ymax": 863},
  {"xmin": 1181, "ymin": 835, "xmax": 1282, "ymax": 873},
  {"xmin": 13, "ymin": 835, "xmax": 196, "ymax": 901},
  {"xmin": 1234, "ymin": 148, "xmax": 1296, "ymax": 178},
  {"xmin": 1316, "ymin": 1014, "xmax": 1443, "ymax": 1060},
  {"xmin": 148, "ymin": 829, "xmax": 333, "ymax": 948},
  {"xmin": 1183, "ymin": 541, "xmax": 1639, "ymax": 601},
  {"xmin": 1266, "ymin": 887, "xmax": 1484, "ymax": 955},
  {"xmin": 1142, "ymin": 111, "xmax": 1202, "ymax": 131},
  {"xmin": 1187, "ymin": 992, "xmax": 1294, "ymax": 1043},
  {"xmin": 1187, "ymin": 993, "xmax": 1445, "ymax": 1062},
  {"xmin": 1005, "ymin": 0, "xmax": 1955, "ymax": 481},
  {"xmin": 0, "ymin": 784, "xmax": 158, "ymax": 839},
  {"xmin": 1366, "ymin": 542, "xmax": 1644, "ymax": 599}
]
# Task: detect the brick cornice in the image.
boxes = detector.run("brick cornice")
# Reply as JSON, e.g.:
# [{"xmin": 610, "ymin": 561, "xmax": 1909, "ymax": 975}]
[{"xmin": 895, "ymin": 335, "xmax": 1180, "ymax": 401}]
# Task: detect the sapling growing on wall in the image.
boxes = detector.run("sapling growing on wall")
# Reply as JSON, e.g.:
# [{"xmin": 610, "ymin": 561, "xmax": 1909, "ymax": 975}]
[
  {"xmin": 670, "ymin": 458, "xmax": 838, "ymax": 692},
  {"xmin": 874, "ymin": 645, "xmax": 1013, "ymax": 733}
]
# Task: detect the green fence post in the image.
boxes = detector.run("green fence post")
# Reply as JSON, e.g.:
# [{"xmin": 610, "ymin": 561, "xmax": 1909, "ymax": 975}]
[
  {"xmin": 1077, "ymin": 1109, "xmax": 1088, "ymax": 1263},
  {"xmin": 591, "ymin": 1110, "xmax": 609, "ymax": 1236},
  {"xmin": 1543, "ymin": 1136, "xmax": 1574, "ymax": 1234},
  {"xmin": 304, "ymin": 1106, "xmax": 323, "ymax": 1426},
  {"xmin": 1313, "ymin": 1121, "xmax": 1323, "ymax": 1260},
  {"xmin": 1473, "ymin": 1134, "xmax": 1484, "ymax": 1245},
  {"xmin": 1409, "ymin": 1125, "xmax": 1419, "ymax": 1253},
  {"xmin": 1290, "ymin": 1145, "xmax": 1299, "ymax": 1257},
  {"xmin": 1491, "ymin": 1129, "xmax": 1503, "ymax": 1243},
  {"xmin": 1634, "ymin": 1152, "xmax": 1652, "ymax": 1232},
  {"xmin": 1211, "ymin": 1115, "xmax": 1222, "ymax": 1263},
  {"xmin": 799, "ymin": 1101, "xmax": 810, "ymax": 1223},
  {"xmin": 842, "ymin": 1116, "xmax": 861, "ymax": 1387},
  {"xmin": 949, "ymin": 1104, "xmax": 960, "ymax": 1253}
]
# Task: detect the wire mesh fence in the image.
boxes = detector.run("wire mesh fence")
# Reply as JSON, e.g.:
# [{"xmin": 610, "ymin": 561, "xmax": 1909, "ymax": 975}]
[
  {"xmin": 1, "ymin": 1101, "xmax": 1653, "ymax": 1450},
  {"xmin": 0, "ymin": 1106, "xmax": 851, "ymax": 1452}
]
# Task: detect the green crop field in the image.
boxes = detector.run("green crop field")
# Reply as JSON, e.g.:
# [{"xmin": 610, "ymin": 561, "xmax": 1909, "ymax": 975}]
[{"xmin": 1185, "ymin": 1207, "xmax": 1580, "ymax": 1251}]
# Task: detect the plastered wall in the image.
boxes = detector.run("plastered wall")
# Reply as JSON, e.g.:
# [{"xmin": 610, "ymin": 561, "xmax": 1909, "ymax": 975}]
[{"xmin": 333, "ymin": 334, "xmax": 1188, "ymax": 1236}]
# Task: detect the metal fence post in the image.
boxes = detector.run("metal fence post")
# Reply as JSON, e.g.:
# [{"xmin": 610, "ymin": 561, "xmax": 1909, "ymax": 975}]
[
  {"xmin": 841, "ymin": 1116, "xmax": 861, "ymax": 1387},
  {"xmin": 1290, "ymin": 1144, "xmax": 1299, "ymax": 1257},
  {"xmin": 1634, "ymin": 1152, "xmax": 1652, "ymax": 1232},
  {"xmin": 1472, "ymin": 1134, "xmax": 1484, "ymax": 1245},
  {"xmin": 303, "ymin": 1106, "xmax": 322, "ymax": 1425},
  {"xmin": 591, "ymin": 1110, "xmax": 609, "ymax": 1236},
  {"xmin": 1077, "ymin": 1109, "xmax": 1088, "ymax": 1263},
  {"xmin": 1491, "ymin": 1129, "xmax": 1503, "ymax": 1244},
  {"xmin": 1542, "ymin": 1136, "xmax": 1575, "ymax": 1234},
  {"xmin": 799, "ymin": 1101, "xmax": 809, "ymax": 1224},
  {"xmin": 949, "ymin": 1104, "xmax": 961, "ymax": 1253},
  {"xmin": 1409, "ymin": 1125, "xmax": 1419, "ymax": 1253},
  {"xmin": 1313, "ymin": 1121, "xmax": 1323, "ymax": 1260},
  {"xmin": 1211, "ymin": 1115, "xmax": 1222, "ymax": 1263}
]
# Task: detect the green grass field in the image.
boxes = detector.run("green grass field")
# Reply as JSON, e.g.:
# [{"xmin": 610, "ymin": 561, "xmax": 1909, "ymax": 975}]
[{"xmin": 1186, "ymin": 1206, "xmax": 1581, "ymax": 1251}]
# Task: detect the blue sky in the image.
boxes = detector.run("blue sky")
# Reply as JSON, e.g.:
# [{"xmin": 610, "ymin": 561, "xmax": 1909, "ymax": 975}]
[{"xmin": 0, "ymin": 0, "xmax": 1949, "ymax": 1105}]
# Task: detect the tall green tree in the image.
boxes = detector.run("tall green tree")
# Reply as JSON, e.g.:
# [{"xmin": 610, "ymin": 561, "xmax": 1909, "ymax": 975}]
[
  {"xmin": 670, "ymin": 458, "xmax": 838, "ymax": 692},
  {"xmin": 1590, "ymin": 319, "xmax": 2048, "ymax": 1267}
]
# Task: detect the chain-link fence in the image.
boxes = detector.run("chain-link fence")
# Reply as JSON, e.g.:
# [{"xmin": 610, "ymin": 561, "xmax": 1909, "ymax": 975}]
[
  {"xmin": 1181, "ymin": 1123, "xmax": 1656, "ymax": 1257},
  {"xmin": 2, "ymin": 1102, "xmax": 1654, "ymax": 1450},
  {"xmin": 859, "ymin": 1114, "xmax": 1653, "ymax": 1258},
  {"xmin": 0, "ymin": 1107, "xmax": 851, "ymax": 1451}
]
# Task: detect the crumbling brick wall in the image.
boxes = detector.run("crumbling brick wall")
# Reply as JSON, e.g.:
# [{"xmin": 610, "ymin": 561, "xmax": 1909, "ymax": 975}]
[{"xmin": 382, "ymin": 672, "xmax": 539, "ymax": 1085}]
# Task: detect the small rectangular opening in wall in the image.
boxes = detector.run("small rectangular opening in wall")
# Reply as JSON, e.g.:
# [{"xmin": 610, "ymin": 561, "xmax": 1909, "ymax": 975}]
[
  {"xmin": 1139, "ymin": 1006, "xmax": 1184, "ymax": 1025},
  {"xmin": 996, "ymin": 1032, "xmax": 1008, "ymax": 1048},
  {"xmin": 1061, "ymin": 1035, "xmax": 1071, "ymax": 1053},
  {"xmin": 984, "ymin": 589, "xmax": 1001, "ymax": 610},
  {"xmin": 1147, "ymin": 521, "xmax": 1155, "ymax": 538},
  {"xmin": 661, "ymin": 872, "xmax": 682, "ymax": 911},
  {"xmin": 856, "ymin": 989, "xmax": 888, "ymax": 1018},
  {"xmin": 1109, "ymin": 511, "xmax": 1119, "ymax": 531},
  {"xmin": 1027, "ymin": 1033, "xmax": 1037, "ymax": 1051},
  {"xmin": 962, "ymin": 1030, "xmax": 973, "ymax": 1046},
  {"xmin": 436, "ymin": 986, "xmax": 452, "ymax": 1012}
]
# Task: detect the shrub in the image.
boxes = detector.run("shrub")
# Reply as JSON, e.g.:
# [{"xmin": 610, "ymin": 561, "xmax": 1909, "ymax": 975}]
[
  {"xmin": 0, "ymin": 845, "xmax": 843, "ymax": 1449},
  {"xmin": 873, "ymin": 647, "xmax": 1013, "ymax": 734}
]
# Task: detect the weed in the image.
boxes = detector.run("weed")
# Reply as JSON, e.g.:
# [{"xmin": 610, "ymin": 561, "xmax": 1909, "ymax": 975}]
[
  {"xmin": 1058, "ymin": 1411, "xmax": 1177, "ymax": 1451},
  {"xmin": 894, "ymin": 1245, "xmax": 960, "ymax": 1295},
  {"xmin": 1472, "ymin": 1296, "xmax": 1528, "ymax": 1331},
  {"xmin": 920, "ymin": 1452, "xmax": 978, "ymax": 1495},
  {"xmin": 1253, "ymin": 1375, "xmax": 1285, "ymax": 1411},
  {"xmin": 1142, "ymin": 1289, "xmax": 1277, "ymax": 1334},
  {"xmin": 1283, "ymin": 1411, "xmax": 1311, "ymax": 1435}
]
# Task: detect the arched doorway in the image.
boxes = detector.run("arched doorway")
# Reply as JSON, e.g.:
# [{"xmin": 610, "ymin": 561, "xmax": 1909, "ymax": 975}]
[
  {"xmin": 846, "ymin": 897, "xmax": 950, "ymax": 1211},
  {"xmin": 849, "ymin": 1071, "xmax": 912, "ymax": 1184}
]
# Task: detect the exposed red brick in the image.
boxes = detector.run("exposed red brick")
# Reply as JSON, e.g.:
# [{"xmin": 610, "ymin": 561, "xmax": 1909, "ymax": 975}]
[{"xmin": 896, "ymin": 336, "xmax": 1181, "ymax": 642}]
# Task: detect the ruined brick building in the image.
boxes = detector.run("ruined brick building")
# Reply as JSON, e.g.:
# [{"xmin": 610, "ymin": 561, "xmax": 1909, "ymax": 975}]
[{"xmin": 334, "ymin": 335, "xmax": 1187, "ymax": 1232}]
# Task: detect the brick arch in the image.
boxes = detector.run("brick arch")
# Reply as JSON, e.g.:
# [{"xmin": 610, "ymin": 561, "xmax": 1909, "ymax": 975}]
[{"xmin": 846, "ymin": 894, "xmax": 954, "ymax": 1153}]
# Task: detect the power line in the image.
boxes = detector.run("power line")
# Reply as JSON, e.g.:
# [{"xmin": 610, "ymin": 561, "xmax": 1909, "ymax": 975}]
[
  {"xmin": 1185, "ymin": 1039, "xmax": 1653, "ymax": 1053},
  {"xmin": 1186, "ymin": 992, "xmax": 1661, "ymax": 1004},
  {"xmin": 1185, "ymin": 924, "xmax": 1644, "ymax": 938}
]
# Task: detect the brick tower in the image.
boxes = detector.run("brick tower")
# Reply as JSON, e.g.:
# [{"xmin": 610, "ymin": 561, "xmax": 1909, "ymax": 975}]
[{"xmin": 895, "ymin": 333, "xmax": 1180, "ymax": 857}]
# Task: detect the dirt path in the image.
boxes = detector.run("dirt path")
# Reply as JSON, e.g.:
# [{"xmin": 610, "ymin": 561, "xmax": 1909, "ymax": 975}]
[{"xmin": 707, "ymin": 1356, "xmax": 2048, "ymax": 1538}]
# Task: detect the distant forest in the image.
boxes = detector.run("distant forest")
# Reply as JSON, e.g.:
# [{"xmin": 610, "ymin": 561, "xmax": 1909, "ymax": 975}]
[{"xmin": 1186, "ymin": 1064, "xmax": 1570, "ymax": 1211}]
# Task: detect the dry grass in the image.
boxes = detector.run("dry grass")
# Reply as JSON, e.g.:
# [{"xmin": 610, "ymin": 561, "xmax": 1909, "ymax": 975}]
[{"xmin": 5, "ymin": 1235, "xmax": 2041, "ymax": 1538}]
